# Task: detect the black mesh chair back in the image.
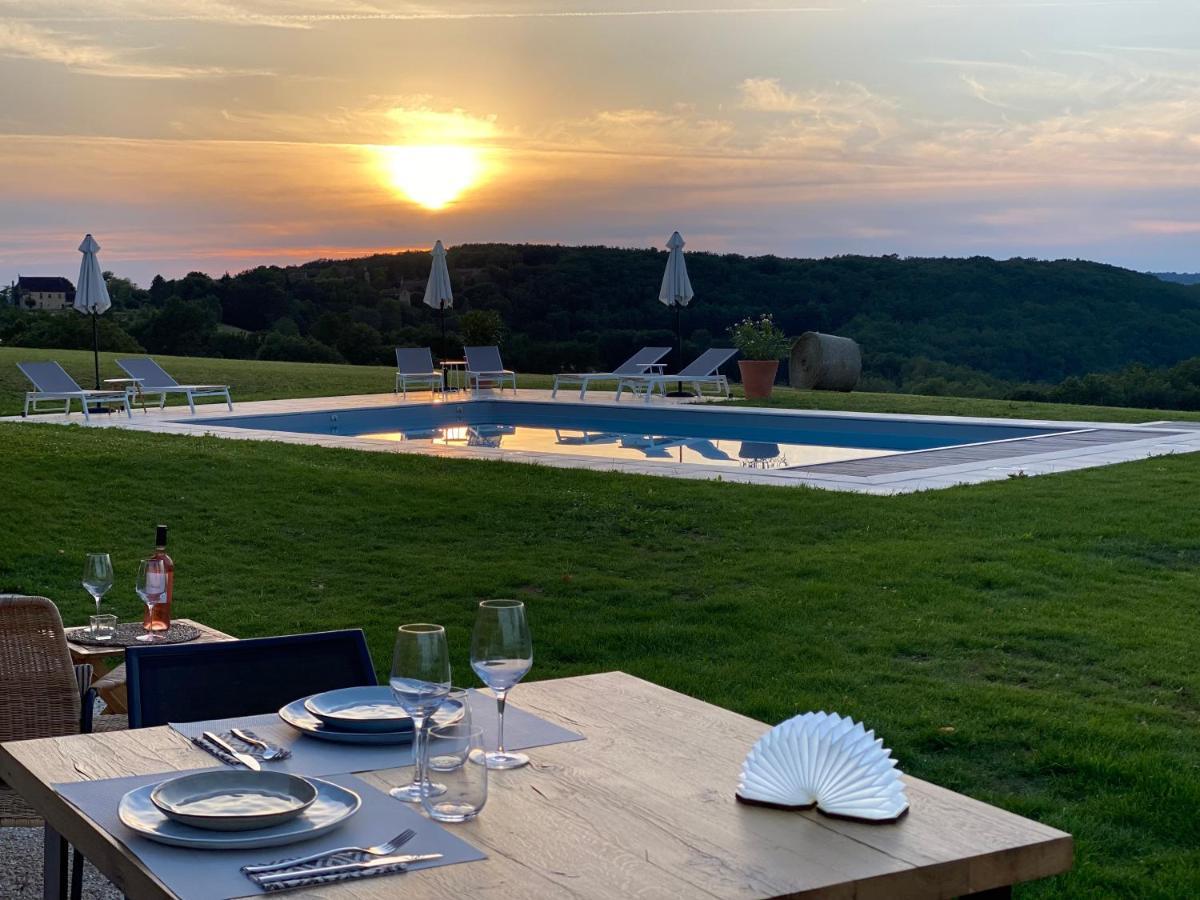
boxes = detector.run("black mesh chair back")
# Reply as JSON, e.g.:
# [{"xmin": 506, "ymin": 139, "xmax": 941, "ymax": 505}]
[{"xmin": 125, "ymin": 629, "xmax": 377, "ymax": 728}]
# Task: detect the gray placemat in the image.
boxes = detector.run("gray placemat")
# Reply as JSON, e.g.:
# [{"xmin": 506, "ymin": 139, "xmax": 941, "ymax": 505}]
[
  {"xmin": 53, "ymin": 772, "xmax": 485, "ymax": 900},
  {"xmin": 170, "ymin": 689, "xmax": 584, "ymax": 777}
]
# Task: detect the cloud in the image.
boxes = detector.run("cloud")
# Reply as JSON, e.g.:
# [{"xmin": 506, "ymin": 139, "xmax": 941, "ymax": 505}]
[
  {"xmin": 2, "ymin": 1, "xmax": 842, "ymax": 29},
  {"xmin": 0, "ymin": 20, "xmax": 270, "ymax": 77},
  {"xmin": 739, "ymin": 77, "xmax": 803, "ymax": 112}
]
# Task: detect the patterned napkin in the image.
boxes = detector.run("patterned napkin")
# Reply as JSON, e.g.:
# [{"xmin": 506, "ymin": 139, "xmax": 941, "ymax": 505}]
[
  {"xmin": 242, "ymin": 851, "xmax": 415, "ymax": 893},
  {"xmin": 190, "ymin": 730, "xmax": 292, "ymax": 766}
]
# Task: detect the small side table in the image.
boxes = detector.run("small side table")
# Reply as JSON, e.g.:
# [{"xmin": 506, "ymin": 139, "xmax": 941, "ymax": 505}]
[
  {"xmin": 104, "ymin": 377, "xmax": 147, "ymax": 413},
  {"xmin": 66, "ymin": 617, "xmax": 237, "ymax": 714},
  {"xmin": 439, "ymin": 359, "xmax": 468, "ymax": 394}
]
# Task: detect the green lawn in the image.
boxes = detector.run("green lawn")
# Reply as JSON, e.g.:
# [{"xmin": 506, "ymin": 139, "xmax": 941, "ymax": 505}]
[
  {"xmin": 3, "ymin": 352, "xmax": 1200, "ymax": 895},
  {"xmin": 5, "ymin": 345, "xmax": 1200, "ymax": 425}
]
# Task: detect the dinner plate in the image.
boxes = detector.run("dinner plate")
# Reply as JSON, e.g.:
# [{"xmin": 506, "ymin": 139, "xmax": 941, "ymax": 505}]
[
  {"xmin": 150, "ymin": 770, "xmax": 317, "ymax": 832},
  {"xmin": 279, "ymin": 691, "xmax": 464, "ymax": 745},
  {"xmin": 120, "ymin": 776, "xmax": 359, "ymax": 850},
  {"xmin": 304, "ymin": 686, "xmax": 412, "ymax": 733}
]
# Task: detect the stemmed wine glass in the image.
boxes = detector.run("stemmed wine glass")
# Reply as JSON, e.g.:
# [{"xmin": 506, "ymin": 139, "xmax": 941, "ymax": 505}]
[
  {"xmin": 135, "ymin": 558, "xmax": 168, "ymax": 642},
  {"xmin": 82, "ymin": 553, "xmax": 114, "ymax": 616},
  {"xmin": 470, "ymin": 599, "xmax": 533, "ymax": 770},
  {"xmin": 388, "ymin": 624, "xmax": 452, "ymax": 802}
]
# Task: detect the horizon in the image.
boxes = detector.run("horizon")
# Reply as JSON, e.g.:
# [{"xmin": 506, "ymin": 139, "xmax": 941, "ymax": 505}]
[
  {"xmin": 2, "ymin": 0, "xmax": 1199, "ymax": 286},
  {"xmin": 6, "ymin": 243, "xmax": 1197, "ymax": 294}
]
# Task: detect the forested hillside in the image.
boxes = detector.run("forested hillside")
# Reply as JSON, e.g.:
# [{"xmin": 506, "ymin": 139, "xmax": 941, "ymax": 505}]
[{"xmin": 4, "ymin": 246, "xmax": 1200, "ymax": 404}]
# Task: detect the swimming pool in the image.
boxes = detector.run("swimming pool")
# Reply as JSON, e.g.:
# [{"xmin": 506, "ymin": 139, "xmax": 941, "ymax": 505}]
[{"xmin": 197, "ymin": 400, "xmax": 1063, "ymax": 471}]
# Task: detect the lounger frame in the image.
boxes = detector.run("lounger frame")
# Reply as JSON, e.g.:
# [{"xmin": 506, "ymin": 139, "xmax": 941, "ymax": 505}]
[
  {"xmin": 464, "ymin": 346, "xmax": 518, "ymax": 395},
  {"xmin": 552, "ymin": 347, "xmax": 671, "ymax": 400},
  {"xmin": 115, "ymin": 358, "xmax": 232, "ymax": 414},
  {"xmin": 394, "ymin": 347, "xmax": 445, "ymax": 398},
  {"xmin": 18, "ymin": 361, "xmax": 132, "ymax": 422}
]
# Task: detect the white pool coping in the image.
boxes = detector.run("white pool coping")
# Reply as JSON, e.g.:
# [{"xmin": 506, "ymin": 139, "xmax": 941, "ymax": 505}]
[{"xmin": 6, "ymin": 389, "xmax": 1199, "ymax": 494}]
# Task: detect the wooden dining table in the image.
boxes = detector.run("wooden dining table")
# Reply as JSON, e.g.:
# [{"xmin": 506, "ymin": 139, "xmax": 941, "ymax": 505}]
[{"xmin": 0, "ymin": 671, "xmax": 1072, "ymax": 899}]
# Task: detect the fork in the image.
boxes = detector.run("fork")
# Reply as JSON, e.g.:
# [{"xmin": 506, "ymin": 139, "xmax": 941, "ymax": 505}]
[
  {"xmin": 241, "ymin": 828, "xmax": 417, "ymax": 875},
  {"xmin": 230, "ymin": 728, "xmax": 284, "ymax": 760}
]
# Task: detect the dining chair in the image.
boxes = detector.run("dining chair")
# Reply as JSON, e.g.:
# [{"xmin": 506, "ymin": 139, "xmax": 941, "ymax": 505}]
[
  {"xmin": 0, "ymin": 595, "xmax": 126, "ymax": 900},
  {"xmin": 124, "ymin": 630, "xmax": 377, "ymax": 728}
]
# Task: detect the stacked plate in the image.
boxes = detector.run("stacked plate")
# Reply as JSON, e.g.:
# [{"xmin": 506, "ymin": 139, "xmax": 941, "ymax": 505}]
[
  {"xmin": 120, "ymin": 770, "xmax": 361, "ymax": 850},
  {"xmin": 278, "ymin": 686, "xmax": 464, "ymax": 745}
]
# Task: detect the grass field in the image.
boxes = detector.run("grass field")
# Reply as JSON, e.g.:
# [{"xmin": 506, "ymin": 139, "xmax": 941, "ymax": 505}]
[
  {"xmin": 3, "ymin": 350, "xmax": 1200, "ymax": 895},
  {"xmin": 4, "ymin": 345, "xmax": 1200, "ymax": 425}
]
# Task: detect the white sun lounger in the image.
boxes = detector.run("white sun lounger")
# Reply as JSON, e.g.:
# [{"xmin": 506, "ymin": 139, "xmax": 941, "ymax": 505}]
[
  {"xmin": 616, "ymin": 348, "xmax": 738, "ymax": 403},
  {"xmin": 18, "ymin": 361, "xmax": 131, "ymax": 422},
  {"xmin": 552, "ymin": 346, "xmax": 671, "ymax": 399},
  {"xmin": 116, "ymin": 357, "xmax": 232, "ymax": 414},
  {"xmin": 464, "ymin": 346, "xmax": 517, "ymax": 394},
  {"xmin": 394, "ymin": 347, "xmax": 444, "ymax": 397}
]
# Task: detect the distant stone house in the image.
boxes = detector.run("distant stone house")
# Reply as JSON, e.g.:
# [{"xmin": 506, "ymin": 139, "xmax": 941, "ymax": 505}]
[{"xmin": 15, "ymin": 276, "xmax": 75, "ymax": 310}]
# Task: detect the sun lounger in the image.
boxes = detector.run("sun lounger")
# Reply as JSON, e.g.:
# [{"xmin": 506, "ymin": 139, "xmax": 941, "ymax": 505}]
[
  {"xmin": 552, "ymin": 347, "xmax": 671, "ymax": 400},
  {"xmin": 18, "ymin": 361, "xmax": 131, "ymax": 422},
  {"xmin": 616, "ymin": 348, "xmax": 738, "ymax": 403},
  {"xmin": 115, "ymin": 357, "xmax": 232, "ymax": 414},
  {"xmin": 464, "ymin": 346, "xmax": 517, "ymax": 394},
  {"xmin": 394, "ymin": 347, "xmax": 444, "ymax": 397}
]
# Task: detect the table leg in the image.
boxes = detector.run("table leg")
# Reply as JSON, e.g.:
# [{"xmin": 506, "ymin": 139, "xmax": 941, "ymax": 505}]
[{"xmin": 42, "ymin": 825, "xmax": 67, "ymax": 900}]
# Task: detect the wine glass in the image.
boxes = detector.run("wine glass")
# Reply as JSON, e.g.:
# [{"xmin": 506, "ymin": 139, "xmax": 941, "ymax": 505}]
[
  {"xmin": 82, "ymin": 553, "xmax": 114, "ymax": 617},
  {"xmin": 135, "ymin": 558, "xmax": 168, "ymax": 642},
  {"xmin": 470, "ymin": 599, "xmax": 533, "ymax": 770},
  {"xmin": 388, "ymin": 624, "xmax": 452, "ymax": 802}
]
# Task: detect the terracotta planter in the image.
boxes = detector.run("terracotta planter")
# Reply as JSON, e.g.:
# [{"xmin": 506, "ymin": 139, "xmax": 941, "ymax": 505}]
[{"xmin": 738, "ymin": 359, "xmax": 779, "ymax": 399}]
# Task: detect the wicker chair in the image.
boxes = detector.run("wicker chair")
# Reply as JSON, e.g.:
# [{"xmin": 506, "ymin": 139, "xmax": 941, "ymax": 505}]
[{"xmin": 0, "ymin": 595, "xmax": 126, "ymax": 899}]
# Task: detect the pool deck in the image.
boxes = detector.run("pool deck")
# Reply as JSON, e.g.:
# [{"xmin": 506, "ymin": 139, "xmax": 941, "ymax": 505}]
[{"xmin": 6, "ymin": 389, "xmax": 1200, "ymax": 494}]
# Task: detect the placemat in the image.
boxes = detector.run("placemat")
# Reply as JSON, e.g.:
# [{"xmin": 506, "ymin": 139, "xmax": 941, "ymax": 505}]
[
  {"xmin": 53, "ymin": 772, "xmax": 485, "ymax": 900},
  {"xmin": 66, "ymin": 622, "xmax": 201, "ymax": 647},
  {"xmin": 170, "ymin": 689, "xmax": 584, "ymax": 777}
]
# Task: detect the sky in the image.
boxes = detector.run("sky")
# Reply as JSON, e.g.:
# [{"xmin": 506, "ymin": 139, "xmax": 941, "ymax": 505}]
[{"xmin": 1, "ymin": 0, "xmax": 1198, "ymax": 286}]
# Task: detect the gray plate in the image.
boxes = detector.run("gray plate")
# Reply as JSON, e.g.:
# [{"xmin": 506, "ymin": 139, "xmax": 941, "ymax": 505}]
[
  {"xmin": 279, "ymin": 693, "xmax": 463, "ymax": 745},
  {"xmin": 150, "ymin": 770, "xmax": 317, "ymax": 832},
  {"xmin": 121, "ymin": 776, "xmax": 360, "ymax": 850},
  {"xmin": 304, "ymin": 686, "xmax": 413, "ymax": 733}
]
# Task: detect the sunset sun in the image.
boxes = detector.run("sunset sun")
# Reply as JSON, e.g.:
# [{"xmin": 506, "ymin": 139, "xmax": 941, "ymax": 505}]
[{"xmin": 376, "ymin": 144, "xmax": 486, "ymax": 210}]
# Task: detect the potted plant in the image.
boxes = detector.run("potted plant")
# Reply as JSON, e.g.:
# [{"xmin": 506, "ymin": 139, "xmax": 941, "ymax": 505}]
[{"xmin": 729, "ymin": 314, "xmax": 789, "ymax": 399}]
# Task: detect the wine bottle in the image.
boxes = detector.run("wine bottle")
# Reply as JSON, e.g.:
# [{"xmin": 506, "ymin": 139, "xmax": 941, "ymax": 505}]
[{"xmin": 143, "ymin": 524, "xmax": 174, "ymax": 632}]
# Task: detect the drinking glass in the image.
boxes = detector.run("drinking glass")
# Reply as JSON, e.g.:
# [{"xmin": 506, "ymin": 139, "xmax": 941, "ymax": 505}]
[
  {"xmin": 470, "ymin": 599, "xmax": 533, "ymax": 770},
  {"xmin": 427, "ymin": 688, "xmax": 472, "ymax": 773},
  {"xmin": 89, "ymin": 614, "xmax": 117, "ymax": 641},
  {"xmin": 388, "ymin": 624, "xmax": 452, "ymax": 802},
  {"xmin": 82, "ymin": 553, "xmax": 114, "ymax": 616},
  {"xmin": 135, "ymin": 558, "xmax": 168, "ymax": 642},
  {"xmin": 420, "ymin": 724, "xmax": 487, "ymax": 822}
]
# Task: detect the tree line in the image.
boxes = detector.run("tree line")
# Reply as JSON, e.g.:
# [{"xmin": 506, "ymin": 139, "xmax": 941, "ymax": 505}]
[{"xmin": 3, "ymin": 245, "xmax": 1200, "ymax": 409}]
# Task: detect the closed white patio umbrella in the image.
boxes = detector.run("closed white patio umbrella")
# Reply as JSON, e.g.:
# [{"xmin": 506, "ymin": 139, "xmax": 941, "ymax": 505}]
[
  {"xmin": 423, "ymin": 240, "xmax": 454, "ymax": 343},
  {"xmin": 74, "ymin": 233, "xmax": 111, "ymax": 389},
  {"xmin": 658, "ymin": 231, "xmax": 695, "ymax": 395}
]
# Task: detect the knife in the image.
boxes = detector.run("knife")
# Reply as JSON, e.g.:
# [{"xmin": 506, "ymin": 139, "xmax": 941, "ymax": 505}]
[
  {"xmin": 253, "ymin": 853, "xmax": 444, "ymax": 885},
  {"xmin": 202, "ymin": 730, "xmax": 261, "ymax": 771}
]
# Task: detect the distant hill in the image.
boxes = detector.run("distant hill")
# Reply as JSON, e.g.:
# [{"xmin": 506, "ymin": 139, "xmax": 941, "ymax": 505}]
[
  {"xmin": 5, "ymin": 247, "xmax": 1200, "ymax": 400},
  {"xmin": 1152, "ymin": 272, "xmax": 1200, "ymax": 286}
]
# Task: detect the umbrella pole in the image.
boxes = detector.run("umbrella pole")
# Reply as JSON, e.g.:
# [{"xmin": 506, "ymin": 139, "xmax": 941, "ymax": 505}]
[
  {"xmin": 91, "ymin": 310, "xmax": 100, "ymax": 389},
  {"xmin": 665, "ymin": 302, "xmax": 690, "ymax": 397}
]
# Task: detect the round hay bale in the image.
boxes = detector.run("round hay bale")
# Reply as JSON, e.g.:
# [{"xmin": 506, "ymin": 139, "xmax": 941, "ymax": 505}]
[{"xmin": 789, "ymin": 332, "xmax": 862, "ymax": 392}]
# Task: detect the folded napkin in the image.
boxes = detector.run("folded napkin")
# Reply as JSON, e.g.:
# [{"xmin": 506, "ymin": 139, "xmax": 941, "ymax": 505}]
[
  {"xmin": 190, "ymin": 730, "xmax": 292, "ymax": 766},
  {"xmin": 243, "ymin": 854, "xmax": 412, "ymax": 893}
]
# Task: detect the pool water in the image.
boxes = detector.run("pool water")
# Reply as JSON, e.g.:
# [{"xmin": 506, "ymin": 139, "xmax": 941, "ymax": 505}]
[{"xmin": 197, "ymin": 401, "xmax": 1062, "ymax": 471}]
